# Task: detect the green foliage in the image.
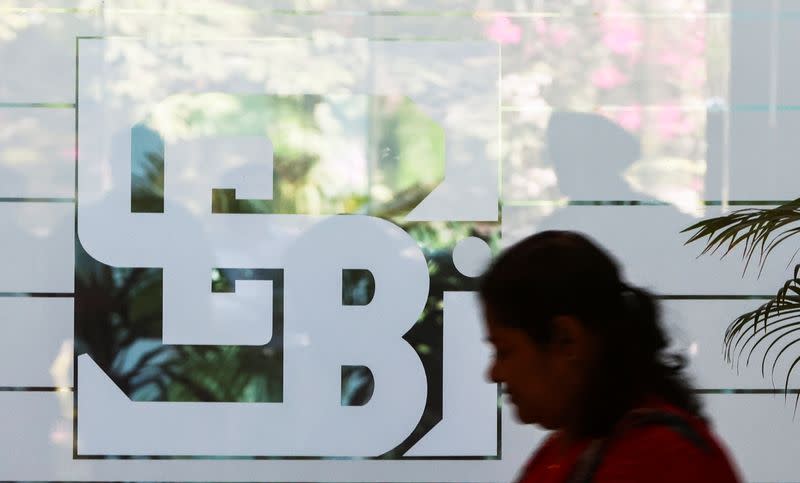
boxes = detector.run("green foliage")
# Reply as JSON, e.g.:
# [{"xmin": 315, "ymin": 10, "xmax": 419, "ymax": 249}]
[
  {"xmin": 133, "ymin": 93, "xmax": 445, "ymax": 217},
  {"xmin": 683, "ymin": 198, "xmax": 800, "ymax": 404},
  {"xmin": 370, "ymin": 96, "xmax": 445, "ymax": 194},
  {"xmin": 683, "ymin": 198, "xmax": 800, "ymax": 276}
]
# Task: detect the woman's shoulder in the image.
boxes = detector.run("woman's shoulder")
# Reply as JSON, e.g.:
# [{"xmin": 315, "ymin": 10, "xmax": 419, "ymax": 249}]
[
  {"xmin": 593, "ymin": 405, "xmax": 741, "ymax": 482},
  {"xmin": 518, "ymin": 432, "xmax": 587, "ymax": 483},
  {"xmin": 519, "ymin": 404, "xmax": 742, "ymax": 483}
]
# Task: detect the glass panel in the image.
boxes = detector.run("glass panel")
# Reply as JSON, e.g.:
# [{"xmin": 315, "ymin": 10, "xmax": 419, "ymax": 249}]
[{"xmin": 6, "ymin": 0, "xmax": 800, "ymax": 481}]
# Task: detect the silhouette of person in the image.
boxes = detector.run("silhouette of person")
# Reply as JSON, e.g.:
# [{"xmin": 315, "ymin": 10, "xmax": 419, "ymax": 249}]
[{"xmin": 544, "ymin": 111, "xmax": 644, "ymax": 201}]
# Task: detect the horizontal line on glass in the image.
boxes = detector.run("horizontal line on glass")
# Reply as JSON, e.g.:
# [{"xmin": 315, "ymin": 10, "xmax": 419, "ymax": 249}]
[
  {"xmin": 73, "ymin": 453, "xmax": 495, "ymax": 461},
  {"xmin": 503, "ymin": 104, "xmax": 800, "ymax": 113},
  {"xmin": 0, "ymin": 387, "xmax": 73, "ymax": 392},
  {"xmin": 0, "ymin": 294, "xmax": 771, "ymax": 302},
  {"xmin": 502, "ymin": 105, "xmax": 711, "ymax": 112},
  {"xmin": 3, "ymin": 388, "xmax": 795, "ymax": 397},
  {"xmin": 504, "ymin": 200, "xmax": 790, "ymax": 207},
  {"xmin": 0, "ymin": 7, "xmax": 89, "ymax": 14},
  {"xmin": 658, "ymin": 295, "xmax": 772, "ymax": 300},
  {"xmin": 0, "ymin": 293, "xmax": 768, "ymax": 301},
  {"xmin": 7, "ymin": 8, "xmax": 735, "ymax": 18},
  {"xmin": 20, "ymin": 7, "xmax": 800, "ymax": 20},
  {"xmin": 0, "ymin": 102, "xmax": 74, "ymax": 109},
  {"xmin": 725, "ymin": 104, "xmax": 800, "ymax": 112},
  {"xmin": 695, "ymin": 389, "xmax": 800, "ymax": 394},
  {"xmin": 0, "ymin": 198, "xmax": 74, "ymax": 203},
  {"xmin": 77, "ymin": 34, "xmax": 483, "ymax": 42}
]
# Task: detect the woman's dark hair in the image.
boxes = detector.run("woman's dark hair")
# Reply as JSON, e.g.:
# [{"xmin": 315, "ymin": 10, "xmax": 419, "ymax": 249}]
[{"xmin": 478, "ymin": 230, "xmax": 702, "ymax": 437}]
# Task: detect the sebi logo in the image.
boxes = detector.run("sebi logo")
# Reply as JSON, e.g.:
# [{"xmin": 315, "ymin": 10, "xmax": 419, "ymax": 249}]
[{"xmin": 75, "ymin": 38, "xmax": 499, "ymax": 459}]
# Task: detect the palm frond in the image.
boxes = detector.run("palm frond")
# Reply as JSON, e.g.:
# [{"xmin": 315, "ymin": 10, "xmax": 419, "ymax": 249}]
[
  {"xmin": 682, "ymin": 198, "xmax": 800, "ymax": 275},
  {"xmin": 721, "ymin": 269, "xmax": 800, "ymax": 392},
  {"xmin": 684, "ymin": 199, "xmax": 800, "ymax": 395}
]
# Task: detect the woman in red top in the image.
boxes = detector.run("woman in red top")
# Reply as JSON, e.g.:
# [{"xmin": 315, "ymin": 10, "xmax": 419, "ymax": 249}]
[{"xmin": 478, "ymin": 230, "xmax": 741, "ymax": 482}]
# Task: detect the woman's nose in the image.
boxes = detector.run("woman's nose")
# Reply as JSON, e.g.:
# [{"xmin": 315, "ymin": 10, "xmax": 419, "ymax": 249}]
[{"xmin": 486, "ymin": 361, "xmax": 501, "ymax": 383}]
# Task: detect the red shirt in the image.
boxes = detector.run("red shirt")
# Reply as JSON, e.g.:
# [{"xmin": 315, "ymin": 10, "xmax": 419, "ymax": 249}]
[{"xmin": 518, "ymin": 403, "xmax": 741, "ymax": 483}]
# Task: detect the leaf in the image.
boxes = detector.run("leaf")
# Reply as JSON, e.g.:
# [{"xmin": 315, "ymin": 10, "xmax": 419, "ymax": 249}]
[
  {"xmin": 719, "ymin": 275, "xmax": 800, "ymax": 392},
  {"xmin": 684, "ymin": 199, "xmax": 800, "ymax": 273},
  {"xmin": 686, "ymin": 200, "xmax": 800, "ymax": 359}
]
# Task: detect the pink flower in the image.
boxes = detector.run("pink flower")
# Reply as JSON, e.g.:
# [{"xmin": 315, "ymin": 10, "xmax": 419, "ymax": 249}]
[
  {"xmin": 685, "ymin": 31, "xmax": 706, "ymax": 55},
  {"xmin": 549, "ymin": 25, "xmax": 574, "ymax": 48},
  {"xmin": 601, "ymin": 18, "xmax": 643, "ymax": 58},
  {"xmin": 656, "ymin": 104, "xmax": 692, "ymax": 140},
  {"xmin": 533, "ymin": 18, "xmax": 548, "ymax": 36},
  {"xmin": 591, "ymin": 65, "xmax": 628, "ymax": 89},
  {"xmin": 486, "ymin": 15, "xmax": 522, "ymax": 45},
  {"xmin": 616, "ymin": 106, "xmax": 643, "ymax": 132},
  {"xmin": 657, "ymin": 50, "xmax": 682, "ymax": 66}
]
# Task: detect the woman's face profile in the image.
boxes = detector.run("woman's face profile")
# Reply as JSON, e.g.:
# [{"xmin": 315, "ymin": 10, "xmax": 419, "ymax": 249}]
[{"xmin": 484, "ymin": 309, "xmax": 591, "ymax": 430}]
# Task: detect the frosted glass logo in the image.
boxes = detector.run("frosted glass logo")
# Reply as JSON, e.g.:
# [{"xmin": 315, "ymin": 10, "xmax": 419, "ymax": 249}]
[{"xmin": 75, "ymin": 38, "xmax": 498, "ymax": 459}]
